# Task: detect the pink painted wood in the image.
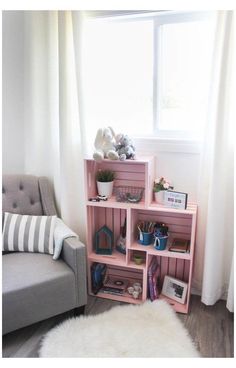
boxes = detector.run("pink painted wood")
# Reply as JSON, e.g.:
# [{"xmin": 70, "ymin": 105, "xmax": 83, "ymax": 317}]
[{"xmin": 85, "ymin": 157, "xmax": 197, "ymax": 313}]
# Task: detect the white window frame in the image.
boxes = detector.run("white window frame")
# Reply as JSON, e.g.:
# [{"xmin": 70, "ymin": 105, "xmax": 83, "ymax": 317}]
[
  {"xmin": 83, "ymin": 11, "xmax": 216, "ymax": 151},
  {"xmin": 152, "ymin": 11, "xmax": 215, "ymax": 141}
]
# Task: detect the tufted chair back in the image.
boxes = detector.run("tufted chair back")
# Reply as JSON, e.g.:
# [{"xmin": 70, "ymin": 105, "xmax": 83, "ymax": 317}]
[{"xmin": 2, "ymin": 175, "xmax": 58, "ymax": 216}]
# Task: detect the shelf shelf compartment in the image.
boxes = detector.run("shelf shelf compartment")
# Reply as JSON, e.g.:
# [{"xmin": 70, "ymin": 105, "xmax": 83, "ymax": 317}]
[
  {"xmin": 89, "ymin": 263, "xmax": 144, "ymax": 304},
  {"xmin": 87, "ymin": 206, "xmax": 128, "ymax": 259},
  {"xmin": 90, "ymin": 291, "xmax": 143, "ymax": 304},
  {"xmin": 131, "ymin": 208, "xmax": 193, "ymax": 257},
  {"xmin": 89, "ymin": 250, "xmax": 126, "ymax": 267},
  {"xmin": 131, "ymin": 241, "xmax": 191, "ymax": 260},
  {"xmin": 85, "ymin": 157, "xmax": 154, "ymax": 207},
  {"xmin": 148, "ymin": 255, "xmax": 190, "ymax": 286},
  {"xmin": 146, "ymin": 254, "xmax": 191, "ymax": 313}
]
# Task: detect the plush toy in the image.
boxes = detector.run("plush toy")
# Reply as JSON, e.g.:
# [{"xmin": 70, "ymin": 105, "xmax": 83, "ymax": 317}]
[
  {"xmin": 115, "ymin": 134, "xmax": 136, "ymax": 161},
  {"xmin": 93, "ymin": 127, "xmax": 119, "ymax": 161}
]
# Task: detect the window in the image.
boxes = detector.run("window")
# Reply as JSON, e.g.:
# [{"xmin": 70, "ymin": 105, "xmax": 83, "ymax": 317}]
[{"xmin": 82, "ymin": 11, "xmax": 216, "ymax": 142}]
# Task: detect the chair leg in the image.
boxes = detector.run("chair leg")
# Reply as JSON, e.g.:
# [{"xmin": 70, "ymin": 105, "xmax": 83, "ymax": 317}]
[{"xmin": 74, "ymin": 305, "xmax": 85, "ymax": 317}]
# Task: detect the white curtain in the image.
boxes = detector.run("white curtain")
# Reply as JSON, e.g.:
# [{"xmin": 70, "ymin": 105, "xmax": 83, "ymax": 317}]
[
  {"xmin": 197, "ymin": 11, "xmax": 234, "ymax": 311},
  {"xmin": 23, "ymin": 11, "xmax": 87, "ymax": 241}
]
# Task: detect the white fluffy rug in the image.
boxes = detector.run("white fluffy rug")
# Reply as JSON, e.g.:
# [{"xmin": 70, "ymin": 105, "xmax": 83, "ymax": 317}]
[{"xmin": 39, "ymin": 300, "xmax": 200, "ymax": 358}]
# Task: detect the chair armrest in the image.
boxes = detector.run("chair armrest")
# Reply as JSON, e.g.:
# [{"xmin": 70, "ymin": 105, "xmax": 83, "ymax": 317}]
[{"xmin": 61, "ymin": 237, "xmax": 87, "ymax": 307}]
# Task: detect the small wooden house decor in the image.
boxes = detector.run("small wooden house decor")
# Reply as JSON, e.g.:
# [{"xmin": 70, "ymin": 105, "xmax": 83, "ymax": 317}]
[{"xmin": 94, "ymin": 225, "xmax": 114, "ymax": 255}]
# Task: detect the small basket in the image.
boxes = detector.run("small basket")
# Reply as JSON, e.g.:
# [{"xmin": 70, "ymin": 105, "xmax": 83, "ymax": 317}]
[{"xmin": 115, "ymin": 186, "xmax": 144, "ymax": 203}]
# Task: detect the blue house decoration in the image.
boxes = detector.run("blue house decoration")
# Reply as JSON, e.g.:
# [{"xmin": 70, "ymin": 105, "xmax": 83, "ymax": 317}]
[{"xmin": 94, "ymin": 225, "xmax": 114, "ymax": 255}]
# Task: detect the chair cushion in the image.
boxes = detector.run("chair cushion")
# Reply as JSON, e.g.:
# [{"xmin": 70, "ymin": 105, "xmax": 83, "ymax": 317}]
[
  {"xmin": 2, "ymin": 212, "xmax": 56, "ymax": 255},
  {"xmin": 2, "ymin": 253, "xmax": 77, "ymax": 334},
  {"xmin": 2, "ymin": 175, "xmax": 44, "ymax": 215}
]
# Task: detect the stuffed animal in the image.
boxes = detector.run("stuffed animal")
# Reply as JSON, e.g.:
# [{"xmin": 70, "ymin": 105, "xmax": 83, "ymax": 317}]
[
  {"xmin": 115, "ymin": 134, "xmax": 136, "ymax": 161},
  {"xmin": 93, "ymin": 127, "xmax": 119, "ymax": 161}
]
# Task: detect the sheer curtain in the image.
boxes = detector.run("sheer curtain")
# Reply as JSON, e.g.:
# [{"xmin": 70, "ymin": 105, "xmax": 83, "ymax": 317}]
[
  {"xmin": 23, "ymin": 11, "xmax": 86, "ymax": 241},
  {"xmin": 197, "ymin": 11, "xmax": 234, "ymax": 311}
]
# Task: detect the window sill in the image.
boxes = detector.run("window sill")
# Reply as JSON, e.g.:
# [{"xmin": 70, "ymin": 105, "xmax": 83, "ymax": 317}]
[{"xmin": 133, "ymin": 137, "xmax": 201, "ymax": 154}]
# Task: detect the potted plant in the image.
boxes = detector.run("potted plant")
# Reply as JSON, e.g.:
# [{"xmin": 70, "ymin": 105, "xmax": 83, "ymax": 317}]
[
  {"xmin": 153, "ymin": 177, "xmax": 173, "ymax": 204},
  {"xmin": 96, "ymin": 169, "xmax": 116, "ymax": 198}
]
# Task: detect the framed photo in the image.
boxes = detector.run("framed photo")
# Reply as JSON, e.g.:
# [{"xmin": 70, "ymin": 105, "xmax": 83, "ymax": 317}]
[
  {"xmin": 162, "ymin": 275, "xmax": 188, "ymax": 304},
  {"xmin": 164, "ymin": 190, "xmax": 188, "ymax": 209}
]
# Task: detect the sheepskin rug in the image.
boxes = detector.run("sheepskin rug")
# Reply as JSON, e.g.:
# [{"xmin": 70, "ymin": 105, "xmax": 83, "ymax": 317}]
[{"xmin": 39, "ymin": 300, "xmax": 200, "ymax": 358}]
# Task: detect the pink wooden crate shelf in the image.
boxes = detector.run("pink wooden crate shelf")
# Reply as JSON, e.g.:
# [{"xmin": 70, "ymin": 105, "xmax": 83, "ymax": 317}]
[{"xmin": 85, "ymin": 157, "xmax": 197, "ymax": 313}]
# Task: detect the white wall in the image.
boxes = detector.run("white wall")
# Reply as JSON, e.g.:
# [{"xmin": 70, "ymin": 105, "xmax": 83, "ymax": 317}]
[{"xmin": 2, "ymin": 11, "xmax": 25, "ymax": 174}]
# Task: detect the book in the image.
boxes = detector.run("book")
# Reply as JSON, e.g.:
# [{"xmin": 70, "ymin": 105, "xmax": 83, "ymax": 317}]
[
  {"xmin": 100, "ymin": 287, "xmax": 124, "ymax": 296},
  {"xmin": 169, "ymin": 238, "xmax": 190, "ymax": 253},
  {"xmin": 91, "ymin": 263, "xmax": 107, "ymax": 295},
  {"xmin": 148, "ymin": 257, "xmax": 160, "ymax": 301}
]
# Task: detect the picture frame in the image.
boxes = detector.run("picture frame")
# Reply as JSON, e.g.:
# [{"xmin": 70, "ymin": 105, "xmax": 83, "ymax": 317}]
[
  {"xmin": 161, "ymin": 275, "xmax": 188, "ymax": 304},
  {"xmin": 163, "ymin": 190, "xmax": 188, "ymax": 209}
]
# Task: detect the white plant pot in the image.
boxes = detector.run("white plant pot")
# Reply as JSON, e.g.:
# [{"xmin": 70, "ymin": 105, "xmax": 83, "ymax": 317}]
[
  {"xmin": 154, "ymin": 191, "xmax": 165, "ymax": 204},
  {"xmin": 97, "ymin": 181, "xmax": 114, "ymax": 198}
]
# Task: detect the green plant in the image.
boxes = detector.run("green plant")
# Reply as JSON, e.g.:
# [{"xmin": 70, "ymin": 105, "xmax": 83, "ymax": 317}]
[
  {"xmin": 153, "ymin": 177, "xmax": 173, "ymax": 192},
  {"xmin": 96, "ymin": 169, "xmax": 115, "ymax": 182}
]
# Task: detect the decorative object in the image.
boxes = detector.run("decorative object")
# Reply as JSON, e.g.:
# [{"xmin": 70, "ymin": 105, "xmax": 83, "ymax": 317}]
[
  {"xmin": 116, "ymin": 218, "xmax": 126, "ymax": 254},
  {"xmin": 153, "ymin": 223, "xmax": 169, "ymax": 251},
  {"xmin": 133, "ymin": 254, "xmax": 143, "ymax": 265},
  {"xmin": 93, "ymin": 127, "xmax": 119, "ymax": 161},
  {"xmin": 162, "ymin": 275, "xmax": 188, "ymax": 305},
  {"xmin": 115, "ymin": 133, "xmax": 136, "ymax": 161},
  {"xmin": 102, "ymin": 273, "xmax": 129, "ymax": 294},
  {"xmin": 133, "ymin": 282, "xmax": 142, "ymax": 292},
  {"xmin": 2, "ymin": 212, "xmax": 57, "ymax": 255},
  {"xmin": 153, "ymin": 177, "xmax": 173, "ymax": 204},
  {"xmin": 126, "ymin": 282, "xmax": 142, "ymax": 299},
  {"xmin": 115, "ymin": 186, "xmax": 144, "ymax": 203},
  {"xmin": 96, "ymin": 169, "xmax": 115, "ymax": 198},
  {"xmin": 89, "ymin": 195, "xmax": 108, "ymax": 202},
  {"xmin": 154, "ymin": 190, "xmax": 165, "ymax": 204},
  {"xmin": 39, "ymin": 300, "xmax": 200, "ymax": 358},
  {"xmin": 94, "ymin": 225, "xmax": 114, "ymax": 255},
  {"xmin": 164, "ymin": 190, "xmax": 188, "ymax": 209}
]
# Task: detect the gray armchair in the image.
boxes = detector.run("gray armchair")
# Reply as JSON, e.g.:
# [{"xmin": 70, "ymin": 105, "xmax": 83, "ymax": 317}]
[{"xmin": 2, "ymin": 175, "xmax": 87, "ymax": 335}]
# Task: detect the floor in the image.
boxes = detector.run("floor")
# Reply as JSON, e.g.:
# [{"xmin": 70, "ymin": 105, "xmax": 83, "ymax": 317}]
[{"xmin": 2, "ymin": 295, "xmax": 234, "ymax": 358}]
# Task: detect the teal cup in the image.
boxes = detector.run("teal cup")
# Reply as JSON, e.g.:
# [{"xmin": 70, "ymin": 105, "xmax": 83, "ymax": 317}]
[
  {"xmin": 154, "ymin": 235, "xmax": 168, "ymax": 250},
  {"xmin": 138, "ymin": 231, "xmax": 153, "ymax": 246}
]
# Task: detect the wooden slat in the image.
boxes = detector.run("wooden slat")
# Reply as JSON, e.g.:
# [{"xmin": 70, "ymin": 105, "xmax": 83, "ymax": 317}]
[
  {"xmin": 114, "ymin": 179, "xmax": 145, "ymax": 188},
  {"xmin": 159, "ymin": 257, "xmax": 168, "ymax": 285},
  {"xmin": 176, "ymin": 259, "xmax": 185, "ymax": 280},
  {"xmin": 138, "ymin": 211, "xmax": 192, "ymax": 224},
  {"xmin": 114, "ymin": 171, "xmax": 145, "ymax": 181},
  {"xmin": 98, "ymin": 162, "xmax": 146, "ymax": 173},
  {"xmin": 168, "ymin": 258, "xmax": 177, "ymax": 278},
  {"xmin": 113, "ymin": 208, "xmax": 121, "ymax": 241},
  {"xmin": 183, "ymin": 260, "xmax": 190, "ymax": 283}
]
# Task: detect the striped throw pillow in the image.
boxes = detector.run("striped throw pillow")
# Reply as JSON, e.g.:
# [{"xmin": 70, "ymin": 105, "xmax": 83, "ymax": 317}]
[{"xmin": 2, "ymin": 212, "xmax": 56, "ymax": 255}]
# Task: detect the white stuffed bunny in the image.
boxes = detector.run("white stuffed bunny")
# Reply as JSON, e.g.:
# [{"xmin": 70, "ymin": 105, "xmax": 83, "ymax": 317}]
[{"xmin": 93, "ymin": 127, "xmax": 119, "ymax": 161}]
